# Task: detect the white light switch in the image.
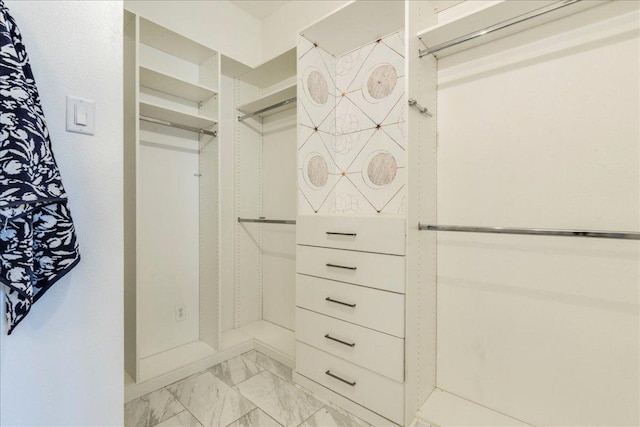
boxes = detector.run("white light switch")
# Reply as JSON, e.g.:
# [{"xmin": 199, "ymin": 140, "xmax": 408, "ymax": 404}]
[
  {"xmin": 74, "ymin": 103, "xmax": 87, "ymax": 126},
  {"xmin": 66, "ymin": 96, "xmax": 95, "ymax": 135}
]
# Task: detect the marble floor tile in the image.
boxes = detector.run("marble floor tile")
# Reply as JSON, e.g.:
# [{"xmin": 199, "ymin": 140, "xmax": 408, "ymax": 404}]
[
  {"xmin": 299, "ymin": 405, "xmax": 371, "ymax": 427},
  {"xmin": 226, "ymin": 408, "xmax": 282, "ymax": 427},
  {"xmin": 168, "ymin": 372, "xmax": 255, "ymax": 427},
  {"xmin": 235, "ymin": 370, "xmax": 285, "ymax": 396},
  {"xmin": 236, "ymin": 371, "xmax": 323, "ymax": 427},
  {"xmin": 154, "ymin": 411, "xmax": 203, "ymax": 427},
  {"xmin": 241, "ymin": 350, "xmax": 257, "ymax": 361},
  {"xmin": 210, "ymin": 355, "xmax": 263, "ymax": 386},
  {"xmin": 244, "ymin": 351, "xmax": 293, "ymax": 382},
  {"xmin": 125, "ymin": 388, "xmax": 185, "ymax": 427}
]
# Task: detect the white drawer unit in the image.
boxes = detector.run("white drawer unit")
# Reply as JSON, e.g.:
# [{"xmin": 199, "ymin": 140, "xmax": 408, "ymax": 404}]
[
  {"xmin": 295, "ymin": 214, "xmax": 407, "ymax": 426},
  {"xmin": 297, "ymin": 245, "xmax": 405, "ymax": 294},
  {"xmin": 296, "ymin": 341, "xmax": 405, "ymax": 425},
  {"xmin": 297, "ymin": 215, "xmax": 406, "ymax": 255},
  {"xmin": 296, "ymin": 307, "xmax": 404, "ymax": 382},
  {"xmin": 296, "ymin": 274, "xmax": 405, "ymax": 338}
]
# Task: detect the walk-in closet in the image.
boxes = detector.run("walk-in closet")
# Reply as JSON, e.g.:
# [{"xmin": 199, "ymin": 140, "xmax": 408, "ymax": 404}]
[{"xmin": 117, "ymin": 1, "xmax": 640, "ymax": 426}]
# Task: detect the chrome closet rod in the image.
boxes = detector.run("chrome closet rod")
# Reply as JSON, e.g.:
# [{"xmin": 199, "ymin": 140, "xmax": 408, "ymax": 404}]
[
  {"xmin": 419, "ymin": 0, "xmax": 581, "ymax": 58},
  {"xmin": 237, "ymin": 97, "xmax": 297, "ymax": 122},
  {"xmin": 419, "ymin": 224, "xmax": 640, "ymax": 240},
  {"xmin": 140, "ymin": 115, "xmax": 217, "ymax": 137},
  {"xmin": 238, "ymin": 217, "xmax": 296, "ymax": 225}
]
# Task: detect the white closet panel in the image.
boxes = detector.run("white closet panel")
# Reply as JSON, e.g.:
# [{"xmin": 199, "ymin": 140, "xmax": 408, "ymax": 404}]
[
  {"xmin": 219, "ymin": 74, "xmax": 236, "ymax": 332},
  {"xmin": 234, "ymin": 79, "xmax": 263, "ymax": 328},
  {"xmin": 261, "ymin": 109, "xmax": 297, "ymax": 331},
  {"xmin": 138, "ymin": 126, "xmax": 200, "ymax": 358}
]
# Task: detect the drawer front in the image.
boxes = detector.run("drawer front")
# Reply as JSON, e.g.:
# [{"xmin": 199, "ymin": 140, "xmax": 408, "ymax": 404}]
[
  {"xmin": 296, "ymin": 274, "xmax": 405, "ymax": 338},
  {"xmin": 296, "ymin": 342, "xmax": 405, "ymax": 425},
  {"xmin": 297, "ymin": 215, "xmax": 405, "ymax": 255},
  {"xmin": 296, "ymin": 307, "xmax": 404, "ymax": 382},
  {"xmin": 297, "ymin": 245, "xmax": 405, "ymax": 294}
]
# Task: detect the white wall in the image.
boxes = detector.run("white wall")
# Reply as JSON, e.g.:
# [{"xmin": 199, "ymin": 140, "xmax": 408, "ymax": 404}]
[
  {"xmin": 137, "ymin": 126, "xmax": 200, "ymax": 357},
  {"xmin": 435, "ymin": 2, "xmax": 639, "ymax": 425},
  {"xmin": 125, "ymin": 0, "xmax": 261, "ymax": 67},
  {"xmin": 0, "ymin": 1, "xmax": 123, "ymax": 426},
  {"xmin": 261, "ymin": 110, "xmax": 297, "ymax": 330}
]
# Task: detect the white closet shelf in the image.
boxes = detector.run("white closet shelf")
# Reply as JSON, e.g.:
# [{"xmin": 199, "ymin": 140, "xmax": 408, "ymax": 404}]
[
  {"xmin": 236, "ymin": 83, "xmax": 297, "ymax": 118},
  {"xmin": 140, "ymin": 17, "xmax": 217, "ymax": 64},
  {"xmin": 140, "ymin": 66, "xmax": 217, "ymax": 102},
  {"xmin": 300, "ymin": 1, "xmax": 404, "ymax": 57},
  {"xmin": 417, "ymin": 0, "xmax": 607, "ymax": 58},
  {"xmin": 139, "ymin": 101, "xmax": 217, "ymax": 130},
  {"xmin": 234, "ymin": 48, "xmax": 297, "ymax": 89}
]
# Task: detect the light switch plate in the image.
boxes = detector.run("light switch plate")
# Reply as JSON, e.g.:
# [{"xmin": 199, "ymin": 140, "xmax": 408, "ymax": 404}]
[{"xmin": 66, "ymin": 96, "xmax": 95, "ymax": 135}]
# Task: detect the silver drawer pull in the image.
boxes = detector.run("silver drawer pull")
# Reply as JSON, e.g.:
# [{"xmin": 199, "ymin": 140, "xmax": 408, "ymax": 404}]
[
  {"xmin": 325, "ymin": 370, "xmax": 356, "ymax": 386},
  {"xmin": 325, "ymin": 297, "xmax": 356, "ymax": 308},
  {"xmin": 326, "ymin": 263, "xmax": 357, "ymax": 271},
  {"xmin": 324, "ymin": 334, "xmax": 355, "ymax": 347},
  {"xmin": 326, "ymin": 232, "xmax": 357, "ymax": 237}
]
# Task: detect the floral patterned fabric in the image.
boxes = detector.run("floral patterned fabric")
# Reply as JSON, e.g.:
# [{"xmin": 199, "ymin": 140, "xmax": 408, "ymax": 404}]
[{"xmin": 0, "ymin": 0, "xmax": 80, "ymax": 334}]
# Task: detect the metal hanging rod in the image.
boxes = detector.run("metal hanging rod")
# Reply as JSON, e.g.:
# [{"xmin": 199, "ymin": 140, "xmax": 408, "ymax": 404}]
[
  {"xmin": 419, "ymin": 0, "xmax": 581, "ymax": 58},
  {"xmin": 140, "ymin": 115, "xmax": 217, "ymax": 137},
  {"xmin": 419, "ymin": 224, "xmax": 640, "ymax": 240},
  {"xmin": 238, "ymin": 217, "xmax": 296, "ymax": 225},
  {"xmin": 408, "ymin": 98, "xmax": 433, "ymax": 117},
  {"xmin": 238, "ymin": 97, "xmax": 297, "ymax": 122}
]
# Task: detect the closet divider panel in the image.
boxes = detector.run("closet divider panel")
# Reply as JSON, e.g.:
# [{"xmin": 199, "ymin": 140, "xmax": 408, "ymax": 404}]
[
  {"xmin": 123, "ymin": 10, "xmax": 139, "ymax": 382},
  {"xmin": 234, "ymin": 79, "xmax": 264, "ymax": 327},
  {"xmin": 219, "ymin": 73, "xmax": 236, "ymax": 333},
  {"xmin": 405, "ymin": 0, "xmax": 437, "ymax": 419},
  {"xmin": 434, "ymin": 2, "xmax": 639, "ymax": 425},
  {"xmin": 198, "ymin": 53, "xmax": 220, "ymax": 349},
  {"xmin": 198, "ymin": 126, "xmax": 219, "ymax": 349}
]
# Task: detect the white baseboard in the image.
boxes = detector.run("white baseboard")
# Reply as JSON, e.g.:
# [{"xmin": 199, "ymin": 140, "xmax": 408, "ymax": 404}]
[
  {"xmin": 124, "ymin": 341, "xmax": 253, "ymax": 402},
  {"xmin": 416, "ymin": 389, "xmax": 531, "ymax": 427},
  {"xmin": 125, "ymin": 321, "xmax": 295, "ymax": 402}
]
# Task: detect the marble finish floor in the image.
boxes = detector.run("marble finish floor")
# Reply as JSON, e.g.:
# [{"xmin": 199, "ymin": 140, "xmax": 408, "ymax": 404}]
[{"xmin": 125, "ymin": 350, "xmax": 372, "ymax": 427}]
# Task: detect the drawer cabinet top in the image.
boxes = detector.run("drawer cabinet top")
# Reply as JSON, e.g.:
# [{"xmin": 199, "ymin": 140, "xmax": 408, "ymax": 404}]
[{"xmin": 297, "ymin": 215, "xmax": 406, "ymax": 255}]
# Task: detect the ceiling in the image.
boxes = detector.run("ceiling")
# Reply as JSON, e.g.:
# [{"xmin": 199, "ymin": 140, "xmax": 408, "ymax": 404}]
[{"xmin": 229, "ymin": 1, "xmax": 289, "ymax": 19}]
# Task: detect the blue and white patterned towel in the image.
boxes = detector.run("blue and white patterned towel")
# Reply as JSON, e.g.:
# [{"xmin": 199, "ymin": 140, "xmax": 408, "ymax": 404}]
[{"xmin": 0, "ymin": 0, "xmax": 80, "ymax": 334}]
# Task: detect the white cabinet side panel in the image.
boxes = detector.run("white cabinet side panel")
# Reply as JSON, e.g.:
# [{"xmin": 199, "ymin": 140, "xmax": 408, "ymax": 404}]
[
  {"xmin": 436, "ymin": 4, "xmax": 640, "ymax": 426},
  {"xmin": 406, "ymin": 0, "xmax": 438, "ymax": 420},
  {"xmin": 199, "ymin": 131, "xmax": 219, "ymax": 349},
  {"xmin": 262, "ymin": 109, "xmax": 298, "ymax": 330},
  {"xmin": 220, "ymin": 74, "xmax": 236, "ymax": 332},
  {"xmin": 124, "ymin": 12, "xmax": 139, "ymax": 381},
  {"xmin": 235, "ymin": 80, "xmax": 263, "ymax": 327}
]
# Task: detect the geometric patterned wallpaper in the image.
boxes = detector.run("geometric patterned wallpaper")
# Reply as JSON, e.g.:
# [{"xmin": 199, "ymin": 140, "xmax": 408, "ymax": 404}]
[{"xmin": 297, "ymin": 30, "xmax": 406, "ymax": 215}]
